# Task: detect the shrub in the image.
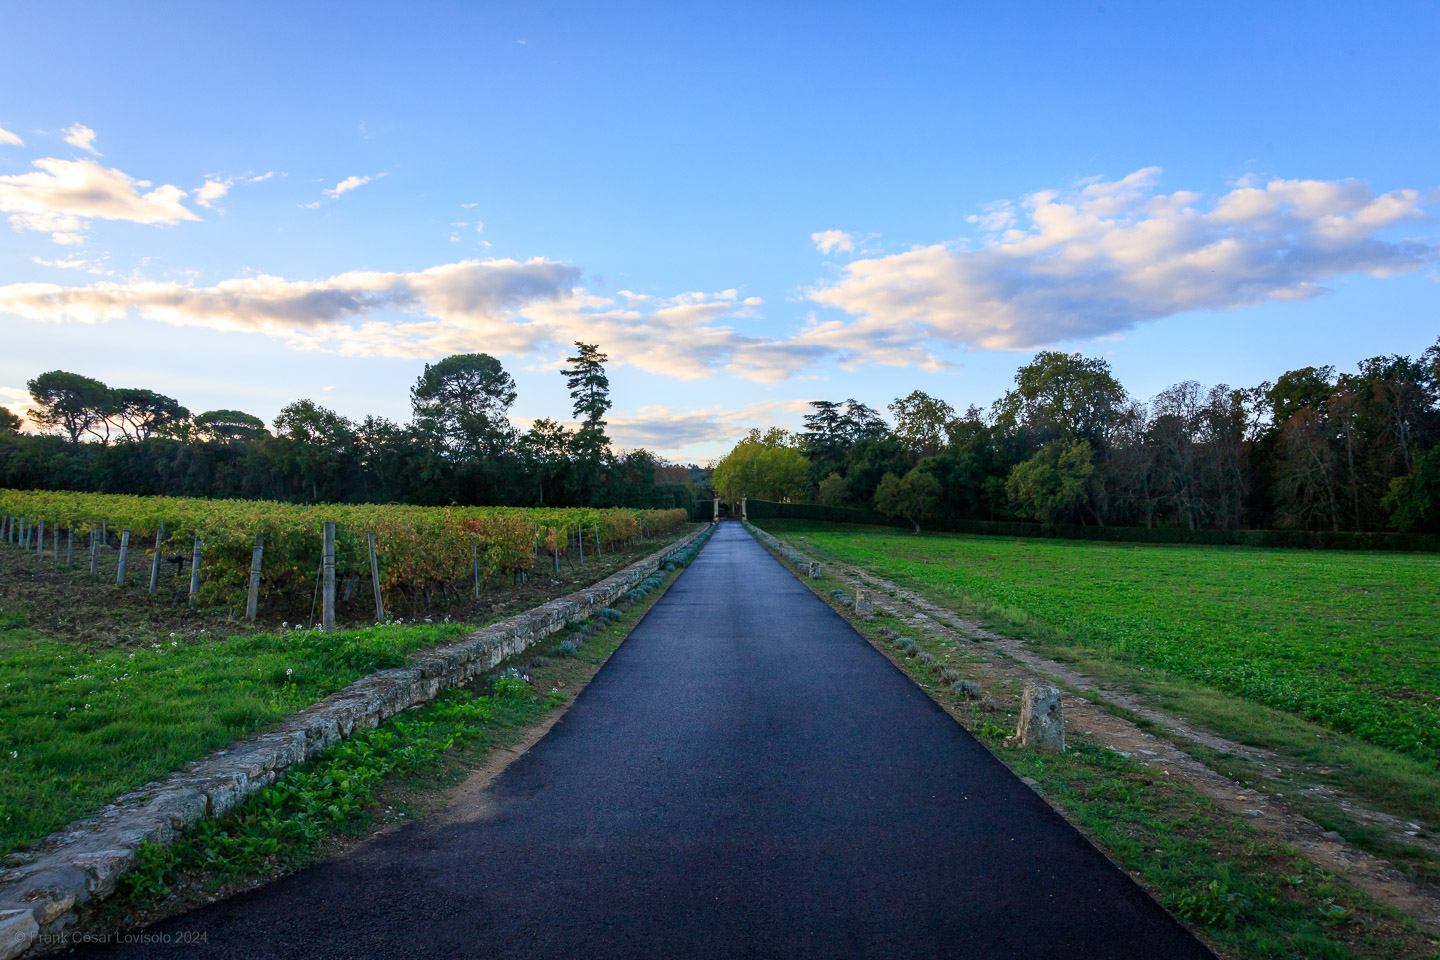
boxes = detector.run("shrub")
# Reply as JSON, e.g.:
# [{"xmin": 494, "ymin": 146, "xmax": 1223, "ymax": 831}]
[
  {"xmin": 951, "ymin": 679, "xmax": 982, "ymax": 699},
  {"xmin": 555, "ymin": 640, "xmax": 578, "ymax": 657}
]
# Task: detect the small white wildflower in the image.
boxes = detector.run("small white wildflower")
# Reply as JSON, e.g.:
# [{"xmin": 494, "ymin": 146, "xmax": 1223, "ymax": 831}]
[
  {"xmin": 8, "ymin": 751, "xmax": 16, "ymax": 759},
  {"xmin": 282, "ymin": 622, "xmax": 289, "ymax": 628},
  {"xmin": 170, "ymin": 641, "xmax": 178, "ymax": 647},
  {"xmin": 286, "ymin": 668, "xmax": 293, "ymax": 677}
]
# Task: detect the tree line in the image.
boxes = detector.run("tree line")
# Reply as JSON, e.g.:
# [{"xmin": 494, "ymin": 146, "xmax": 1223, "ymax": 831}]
[
  {"xmin": 711, "ymin": 338, "xmax": 1440, "ymax": 533},
  {"xmin": 0, "ymin": 343, "xmax": 705, "ymax": 512}
]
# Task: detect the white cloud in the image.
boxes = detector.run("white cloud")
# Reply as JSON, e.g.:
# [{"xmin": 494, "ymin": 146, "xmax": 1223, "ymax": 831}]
[
  {"xmin": 966, "ymin": 200, "xmax": 1015, "ymax": 232},
  {"xmin": 808, "ymin": 168, "xmax": 1437, "ymax": 353},
  {"xmin": 599, "ymin": 399, "xmax": 812, "ymax": 458},
  {"xmin": 196, "ymin": 170, "xmax": 277, "ymax": 209},
  {"xmin": 32, "ymin": 255, "xmax": 112, "ymax": 275},
  {"xmin": 0, "ymin": 127, "xmax": 23, "ymax": 146},
  {"xmin": 811, "ymin": 229, "xmax": 857, "ymax": 255},
  {"xmin": 0, "ymin": 157, "xmax": 198, "ymax": 244},
  {"xmin": 195, "ymin": 179, "xmax": 231, "ymax": 208},
  {"xmin": 324, "ymin": 174, "xmax": 372, "ymax": 198},
  {"xmin": 63, "ymin": 123, "xmax": 100, "ymax": 155}
]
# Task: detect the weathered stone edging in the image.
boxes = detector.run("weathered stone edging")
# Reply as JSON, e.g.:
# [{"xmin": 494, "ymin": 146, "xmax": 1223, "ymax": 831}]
[
  {"xmin": 743, "ymin": 521, "xmax": 823, "ymax": 578},
  {"xmin": 0, "ymin": 524, "xmax": 713, "ymax": 959}
]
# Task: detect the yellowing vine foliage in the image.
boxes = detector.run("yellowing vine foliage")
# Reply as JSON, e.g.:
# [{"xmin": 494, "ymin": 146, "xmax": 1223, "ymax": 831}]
[{"xmin": 0, "ymin": 489, "xmax": 688, "ymax": 613}]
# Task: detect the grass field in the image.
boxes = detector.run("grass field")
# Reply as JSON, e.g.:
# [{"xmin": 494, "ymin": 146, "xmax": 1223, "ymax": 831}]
[
  {"xmin": 0, "ymin": 613, "xmax": 468, "ymax": 858},
  {"xmin": 758, "ymin": 521, "xmax": 1440, "ymax": 766}
]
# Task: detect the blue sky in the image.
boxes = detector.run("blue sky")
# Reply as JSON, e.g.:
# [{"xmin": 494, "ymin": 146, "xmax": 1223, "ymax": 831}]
[{"xmin": 2, "ymin": 1, "xmax": 1437, "ymax": 460}]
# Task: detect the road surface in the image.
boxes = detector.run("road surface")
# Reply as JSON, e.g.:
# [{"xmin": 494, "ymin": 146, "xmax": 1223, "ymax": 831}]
[{"xmin": 77, "ymin": 521, "xmax": 1211, "ymax": 959}]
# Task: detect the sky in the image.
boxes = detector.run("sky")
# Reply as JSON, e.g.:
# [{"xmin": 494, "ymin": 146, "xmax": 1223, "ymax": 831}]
[{"xmin": 1, "ymin": 1, "xmax": 1437, "ymax": 461}]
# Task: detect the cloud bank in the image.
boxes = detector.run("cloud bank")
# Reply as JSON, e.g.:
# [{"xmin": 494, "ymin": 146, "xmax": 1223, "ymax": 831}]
[
  {"xmin": 0, "ymin": 260, "xmax": 827, "ymax": 382},
  {"xmin": 0, "ymin": 157, "xmax": 198, "ymax": 244},
  {"xmin": 808, "ymin": 168, "xmax": 1436, "ymax": 352},
  {"xmin": 1, "ymin": 165, "xmax": 1432, "ymax": 383}
]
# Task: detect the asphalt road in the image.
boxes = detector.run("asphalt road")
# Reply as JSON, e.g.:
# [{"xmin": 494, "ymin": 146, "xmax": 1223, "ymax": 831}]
[{"xmin": 75, "ymin": 521, "xmax": 1212, "ymax": 959}]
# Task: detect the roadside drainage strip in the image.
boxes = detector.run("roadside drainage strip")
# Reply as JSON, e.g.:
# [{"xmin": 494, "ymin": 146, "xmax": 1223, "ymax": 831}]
[{"xmin": 0, "ymin": 524, "xmax": 715, "ymax": 959}]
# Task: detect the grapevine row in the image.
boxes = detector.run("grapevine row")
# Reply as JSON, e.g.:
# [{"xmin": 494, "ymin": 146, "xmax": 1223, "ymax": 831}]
[{"xmin": 0, "ymin": 489, "xmax": 689, "ymax": 617}]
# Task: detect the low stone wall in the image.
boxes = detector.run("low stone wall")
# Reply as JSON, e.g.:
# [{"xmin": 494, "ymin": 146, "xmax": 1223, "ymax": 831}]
[{"xmin": 0, "ymin": 524, "xmax": 713, "ymax": 959}]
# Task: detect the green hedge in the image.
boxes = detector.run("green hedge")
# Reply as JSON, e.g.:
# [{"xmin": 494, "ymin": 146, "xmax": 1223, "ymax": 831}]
[{"xmin": 742, "ymin": 500, "xmax": 1440, "ymax": 552}]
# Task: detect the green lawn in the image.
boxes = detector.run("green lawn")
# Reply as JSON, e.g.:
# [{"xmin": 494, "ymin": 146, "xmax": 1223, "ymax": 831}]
[
  {"xmin": 0, "ymin": 610, "xmax": 468, "ymax": 858},
  {"xmin": 759, "ymin": 521, "xmax": 1440, "ymax": 767}
]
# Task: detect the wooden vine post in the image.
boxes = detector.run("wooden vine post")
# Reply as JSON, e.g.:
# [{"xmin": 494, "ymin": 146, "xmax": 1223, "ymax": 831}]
[
  {"xmin": 35, "ymin": 519, "xmax": 44, "ymax": 558},
  {"xmin": 115, "ymin": 528, "xmax": 130, "ymax": 586},
  {"xmin": 321, "ymin": 521, "xmax": 336, "ymax": 631},
  {"xmin": 472, "ymin": 542, "xmax": 480, "ymax": 600},
  {"xmin": 245, "ymin": 533, "xmax": 264, "ymax": 622},
  {"xmin": 595, "ymin": 522, "xmax": 601, "ymax": 558},
  {"xmin": 367, "ymin": 532, "xmax": 384, "ymax": 623},
  {"xmin": 148, "ymin": 522, "xmax": 164, "ymax": 595},
  {"xmin": 188, "ymin": 537, "xmax": 203, "ymax": 607},
  {"xmin": 88, "ymin": 527, "xmax": 100, "ymax": 579},
  {"xmin": 551, "ymin": 527, "xmax": 559, "ymax": 573},
  {"xmin": 65, "ymin": 522, "xmax": 73, "ymax": 565},
  {"xmin": 51, "ymin": 524, "xmax": 58, "ymax": 564}
]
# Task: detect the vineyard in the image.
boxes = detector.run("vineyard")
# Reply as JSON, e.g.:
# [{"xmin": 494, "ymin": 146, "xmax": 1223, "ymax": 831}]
[{"xmin": 0, "ymin": 489, "xmax": 690, "ymax": 621}]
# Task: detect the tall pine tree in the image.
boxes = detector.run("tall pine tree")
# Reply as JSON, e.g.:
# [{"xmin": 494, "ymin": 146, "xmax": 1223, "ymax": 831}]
[{"xmin": 562, "ymin": 342, "xmax": 612, "ymax": 501}]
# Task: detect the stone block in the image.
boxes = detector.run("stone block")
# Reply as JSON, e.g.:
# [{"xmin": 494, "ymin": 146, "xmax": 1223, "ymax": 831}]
[
  {"xmin": 854, "ymin": 590, "xmax": 875, "ymax": 620},
  {"xmin": 143, "ymin": 788, "xmax": 208, "ymax": 831},
  {"xmin": 1017, "ymin": 684, "xmax": 1065, "ymax": 752},
  {"xmin": 0, "ymin": 908, "xmax": 39, "ymax": 960},
  {"xmin": 72, "ymin": 849, "xmax": 135, "ymax": 899}
]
